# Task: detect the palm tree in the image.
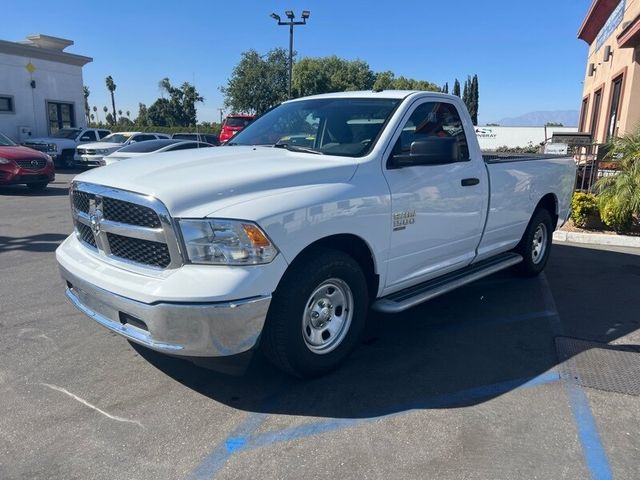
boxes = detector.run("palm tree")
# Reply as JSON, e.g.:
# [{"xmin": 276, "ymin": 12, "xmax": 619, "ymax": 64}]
[
  {"xmin": 105, "ymin": 75, "xmax": 117, "ymax": 123},
  {"xmin": 83, "ymin": 86, "xmax": 90, "ymax": 123},
  {"xmin": 594, "ymin": 128, "xmax": 640, "ymax": 231},
  {"xmin": 92, "ymin": 105, "xmax": 98, "ymax": 123},
  {"xmin": 126, "ymin": 110, "xmax": 131, "ymax": 119},
  {"xmin": 118, "ymin": 109, "xmax": 123, "ymax": 117}
]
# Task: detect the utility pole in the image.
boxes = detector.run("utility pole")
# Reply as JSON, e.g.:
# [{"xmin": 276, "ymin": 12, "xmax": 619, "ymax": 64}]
[
  {"xmin": 270, "ymin": 10, "xmax": 310, "ymax": 99},
  {"xmin": 218, "ymin": 108, "xmax": 224, "ymax": 125}
]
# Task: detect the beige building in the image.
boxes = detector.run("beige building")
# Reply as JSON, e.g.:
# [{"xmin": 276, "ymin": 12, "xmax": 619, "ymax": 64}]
[{"xmin": 578, "ymin": 0, "xmax": 640, "ymax": 144}]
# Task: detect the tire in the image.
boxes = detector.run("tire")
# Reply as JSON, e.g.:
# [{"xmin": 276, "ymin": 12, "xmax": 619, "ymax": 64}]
[
  {"xmin": 261, "ymin": 247, "xmax": 369, "ymax": 378},
  {"xmin": 513, "ymin": 208, "xmax": 554, "ymax": 276},
  {"xmin": 26, "ymin": 181, "xmax": 48, "ymax": 191},
  {"xmin": 61, "ymin": 150, "xmax": 75, "ymax": 169}
]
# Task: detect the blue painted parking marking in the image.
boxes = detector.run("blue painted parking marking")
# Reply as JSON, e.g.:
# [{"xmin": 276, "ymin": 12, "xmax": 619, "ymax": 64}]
[{"xmin": 540, "ymin": 274, "xmax": 613, "ymax": 480}]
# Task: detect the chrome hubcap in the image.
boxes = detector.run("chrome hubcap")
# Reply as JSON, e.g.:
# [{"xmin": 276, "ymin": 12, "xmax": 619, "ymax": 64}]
[
  {"xmin": 531, "ymin": 223, "xmax": 548, "ymax": 265},
  {"xmin": 302, "ymin": 278, "xmax": 353, "ymax": 354}
]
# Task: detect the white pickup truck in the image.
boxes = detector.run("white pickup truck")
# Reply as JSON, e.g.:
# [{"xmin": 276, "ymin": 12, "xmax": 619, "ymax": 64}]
[
  {"xmin": 24, "ymin": 127, "xmax": 111, "ymax": 169},
  {"xmin": 56, "ymin": 91, "xmax": 575, "ymax": 377}
]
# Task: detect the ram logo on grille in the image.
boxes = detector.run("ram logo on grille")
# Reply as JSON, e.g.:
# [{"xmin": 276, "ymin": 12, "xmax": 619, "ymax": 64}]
[{"xmin": 71, "ymin": 184, "xmax": 180, "ymax": 270}]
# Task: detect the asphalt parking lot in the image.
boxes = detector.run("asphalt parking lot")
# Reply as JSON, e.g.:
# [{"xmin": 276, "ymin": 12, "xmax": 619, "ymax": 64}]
[{"xmin": 1, "ymin": 172, "xmax": 639, "ymax": 480}]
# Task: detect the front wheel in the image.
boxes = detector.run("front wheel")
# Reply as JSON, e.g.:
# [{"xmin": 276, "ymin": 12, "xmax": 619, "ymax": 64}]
[
  {"xmin": 261, "ymin": 248, "xmax": 369, "ymax": 378},
  {"xmin": 513, "ymin": 208, "xmax": 554, "ymax": 276},
  {"xmin": 61, "ymin": 150, "xmax": 75, "ymax": 169}
]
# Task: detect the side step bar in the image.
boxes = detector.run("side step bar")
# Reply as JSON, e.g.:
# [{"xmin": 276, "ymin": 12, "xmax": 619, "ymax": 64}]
[{"xmin": 372, "ymin": 252, "xmax": 523, "ymax": 314}]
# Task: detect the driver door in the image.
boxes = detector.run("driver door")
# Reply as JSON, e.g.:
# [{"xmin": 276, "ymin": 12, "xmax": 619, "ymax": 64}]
[{"xmin": 382, "ymin": 99, "xmax": 487, "ymax": 293}]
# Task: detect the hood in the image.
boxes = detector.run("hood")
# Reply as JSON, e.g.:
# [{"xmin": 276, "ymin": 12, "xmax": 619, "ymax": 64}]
[
  {"xmin": 74, "ymin": 146, "xmax": 358, "ymax": 218},
  {"xmin": 78, "ymin": 142, "xmax": 122, "ymax": 150},
  {"xmin": 0, "ymin": 145, "xmax": 49, "ymax": 160},
  {"xmin": 27, "ymin": 137, "xmax": 74, "ymax": 146}
]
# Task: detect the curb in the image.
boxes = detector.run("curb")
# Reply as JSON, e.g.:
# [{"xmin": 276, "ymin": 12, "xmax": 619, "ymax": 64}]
[{"xmin": 553, "ymin": 230, "xmax": 640, "ymax": 248}]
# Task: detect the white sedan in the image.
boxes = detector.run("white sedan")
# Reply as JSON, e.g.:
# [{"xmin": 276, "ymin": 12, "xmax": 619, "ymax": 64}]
[
  {"xmin": 75, "ymin": 132, "xmax": 169, "ymax": 167},
  {"xmin": 102, "ymin": 139, "xmax": 214, "ymax": 165}
]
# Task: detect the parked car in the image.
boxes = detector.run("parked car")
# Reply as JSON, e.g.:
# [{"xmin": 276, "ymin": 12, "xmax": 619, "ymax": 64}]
[
  {"xmin": 102, "ymin": 139, "xmax": 214, "ymax": 165},
  {"xmin": 219, "ymin": 114, "xmax": 254, "ymax": 143},
  {"xmin": 23, "ymin": 128, "xmax": 111, "ymax": 169},
  {"xmin": 171, "ymin": 133, "xmax": 220, "ymax": 146},
  {"xmin": 75, "ymin": 132, "xmax": 170, "ymax": 167},
  {"xmin": 0, "ymin": 132, "xmax": 55, "ymax": 190},
  {"xmin": 56, "ymin": 91, "xmax": 575, "ymax": 378}
]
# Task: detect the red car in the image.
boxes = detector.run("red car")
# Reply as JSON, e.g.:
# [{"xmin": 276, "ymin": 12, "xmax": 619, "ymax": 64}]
[
  {"xmin": 0, "ymin": 132, "xmax": 55, "ymax": 191},
  {"xmin": 219, "ymin": 114, "xmax": 255, "ymax": 143}
]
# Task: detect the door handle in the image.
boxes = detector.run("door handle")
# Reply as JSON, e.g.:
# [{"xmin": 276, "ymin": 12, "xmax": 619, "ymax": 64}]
[{"xmin": 461, "ymin": 177, "xmax": 480, "ymax": 186}]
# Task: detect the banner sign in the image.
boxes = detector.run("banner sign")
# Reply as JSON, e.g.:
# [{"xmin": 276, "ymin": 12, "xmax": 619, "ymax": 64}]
[{"xmin": 596, "ymin": 0, "xmax": 625, "ymax": 51}]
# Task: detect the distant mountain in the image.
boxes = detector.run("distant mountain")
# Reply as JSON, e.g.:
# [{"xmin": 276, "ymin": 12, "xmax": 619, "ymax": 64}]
[{"xmin": 488, "ymin": 110, "xmax": 579, "ymax": 127}]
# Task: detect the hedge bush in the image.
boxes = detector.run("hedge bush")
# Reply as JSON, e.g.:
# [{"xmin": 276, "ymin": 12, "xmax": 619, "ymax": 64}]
[
  {"xmin": 599, "ymin": 198, "xmax": 634, "ymax": 233},
  {"xmin": 571, "ymin": 192, "xmax": 600, "ymax": 228}
]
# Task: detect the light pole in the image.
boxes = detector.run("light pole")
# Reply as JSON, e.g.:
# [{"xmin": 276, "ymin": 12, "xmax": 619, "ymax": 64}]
[{"xmin": 270, "ymin": 10, "xmax": 310, "ymax": 99}]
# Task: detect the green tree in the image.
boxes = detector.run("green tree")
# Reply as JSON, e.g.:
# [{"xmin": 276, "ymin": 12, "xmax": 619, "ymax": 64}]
[
  {"xmin": 294, "ymin": 56, "xmax": 375, "ymax": 96},
  {"xmin": 371, "ymin": 71, "xmax": 439, "ymax": 92},
  {"xmin": 105, "ymin": 112, "xmax": 114, "ymax": 125},
  {"xmin": 452, "ymin": 79, "xmax": 461, "ymax": 97},
  {"xmin": 105, "ymin": 75, "xmax": 117, "ymax": 124},
  {"xmin": 442, "ymin": 82, "xmax": 449, "ymax": 94},
  {"xmin": 135, "ymin": 103, "xmax": 150, "ymax": 126},
  {"xmin": 147, "ymin": 98, "xmax": 173, "ymax": 126},
  {"xmin": 594, "ymin": 129, "xmax": 640, "ymax": 232},
  {"xmin": 83, "ymin": 86, "xmax": 90, "ymax": 123},
  {"xmin": 153, "ymin": 78, "xmax": 204, "ymax": 126},
  {"xmin": 221, "ymin": 48, "xmax": 289, "ymax": 115},
  {"xmin": 468, "ymin": 74, "xmax": 479, "ymax": 125}
]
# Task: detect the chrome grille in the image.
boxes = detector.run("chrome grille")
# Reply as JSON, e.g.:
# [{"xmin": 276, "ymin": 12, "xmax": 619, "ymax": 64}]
[
  {"xmin": 23, "ymin": 143, "xmax": 49, "ymax": 152},
  {"xmin": 73, "ymin": 191, "xmax": 91, "ymax": 213},
  {"xmin": 70, "ymin": 183, "xmax": 182, "ymax": 270},
  {"xmin": 103, "ymin": 197, "xmax": 161, "ymax": 228},
  {"xmin": 77, "ymin": 223, "xmax": 97, "ymax": 248},
  {"xmin": 16, "ymin": 159, "xmax": 47, "ymax": 170},
  {"xmin": 77, "ymin": 148, "xmax": 96, "ymax": 155},
  {"xmin": 107, "ymin": 233, "xmax": 171, "ymax": 268}
]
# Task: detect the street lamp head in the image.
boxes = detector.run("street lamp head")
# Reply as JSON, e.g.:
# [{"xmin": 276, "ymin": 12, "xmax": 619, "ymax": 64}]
[
  {"xmin": 301, "ymin": 10, "xmax": 310, "ymax": 19},
  {"xmin": 285, "ymin": 10, "xmax": 295, "ymax": 19},
  {"xmin": 270, "ymin": 12, "xmax": 281, "ymax": 21}
]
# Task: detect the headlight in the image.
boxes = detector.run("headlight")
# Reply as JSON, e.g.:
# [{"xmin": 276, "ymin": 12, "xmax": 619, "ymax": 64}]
[
  {"xmin": 96, "ymin": 149, "xmax": 109, "ymax": 155},
  {"xmin": 47, "ymin": 143, "xmax": 57, "ymax": 152},
  {"xmin": 0, "ymin": 157, "xmax": 12, "ymax": 164},
  {"xmin": 179, "ymin": 219, "xmax": 278, "ymax": 265}
]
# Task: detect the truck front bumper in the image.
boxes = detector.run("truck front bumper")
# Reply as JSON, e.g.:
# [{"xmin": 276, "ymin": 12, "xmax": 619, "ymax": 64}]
[{"xmin": 60, "ymin": 265, "xmax": 271, "ymax": 357}]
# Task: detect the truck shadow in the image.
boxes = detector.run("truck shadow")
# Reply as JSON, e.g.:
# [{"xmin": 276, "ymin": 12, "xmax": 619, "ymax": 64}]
[
  {"xmin": 133, "ymin": 243, "xmax": 640, "ymax": 419},
  {"xmin": 0, "ymin": 183, "xmax": 69, "ymax": 197},
  {"xmin": 0, "ymin": 233, "xmax": 68, "ymax": 253}
]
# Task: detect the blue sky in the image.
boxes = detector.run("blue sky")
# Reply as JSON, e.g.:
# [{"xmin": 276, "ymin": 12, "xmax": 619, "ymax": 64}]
[{"xmin": 4, "ymin": 0, "xmax": 591, "ymax": 124}]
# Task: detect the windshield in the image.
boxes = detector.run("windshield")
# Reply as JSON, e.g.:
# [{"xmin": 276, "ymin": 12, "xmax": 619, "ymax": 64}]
[
  {"xmin": 0, "ymin": 133, "xmax": 16, "ymax": 146},
  {"xmin": 101, "ymin": 133, "xmax": 133, "ymax": 144},
  {"xmin": 225, "ymin": 117, "xmax": 253, "ymax": 128},
  {"xmin": 52, "ymin": 128, "xmax": 82, "ymax": 139},
  {"xmin": 228, "ymin": 98, "xmax": 400, "ymax": 157}
]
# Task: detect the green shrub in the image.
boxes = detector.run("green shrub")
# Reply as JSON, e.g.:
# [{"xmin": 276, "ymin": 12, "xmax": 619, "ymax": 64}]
[
  {"xmin": 571, "ymin": 192, "xmax": 599, "ymax": 228},
  {"xmin": 599, "ymin": 198, "xmax": 633, "ymax": 233}
]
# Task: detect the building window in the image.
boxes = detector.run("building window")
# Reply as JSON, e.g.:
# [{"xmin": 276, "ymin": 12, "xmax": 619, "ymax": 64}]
[
  {"xmin": 579, "ymin": 96, "xmax": 589, "ymax": 133},
  {"xmin": 589, "ymin": 88, "xmax": 602, "ymax": 143},
  {"xmin": 47, "ymin": 101, "xmax": 75, "ymax": 134},
  {"xmin": 606, "ymin": 74, "xmax": 624, "ymax": 142},
  {"xmin": 0, "ymin": 95, "xmax": 14, "ymax": 113}
]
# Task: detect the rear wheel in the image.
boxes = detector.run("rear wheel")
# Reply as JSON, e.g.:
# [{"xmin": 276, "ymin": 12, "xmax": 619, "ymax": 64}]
[
  {"xmin": 261, "ymin": 247, "xmax": 369, "ymax": 377},
  {"xmin": 514, "ymin": 208, "xmax": 553, "ymax": 276}
]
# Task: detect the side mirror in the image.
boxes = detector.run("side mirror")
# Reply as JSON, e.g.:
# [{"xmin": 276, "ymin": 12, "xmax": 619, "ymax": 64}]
[{"xmin": 390, "ymin": 137, "xmax": 458, "ymax": 168}]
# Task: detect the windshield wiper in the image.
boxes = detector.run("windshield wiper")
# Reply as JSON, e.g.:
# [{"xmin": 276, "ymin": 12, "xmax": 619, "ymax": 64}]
[{"xmin": 273, "ymin": 143, "xmax": 324, "ymax": 155}]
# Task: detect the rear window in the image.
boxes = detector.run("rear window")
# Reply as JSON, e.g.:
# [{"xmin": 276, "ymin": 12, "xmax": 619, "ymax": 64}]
[
  {"xmin": 225, "ymin": 117, "xmax": 252, "ymax": 128},
  {"xmin": 172, "ymin": 134, "xmax": 197, "ymax": 140}
]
